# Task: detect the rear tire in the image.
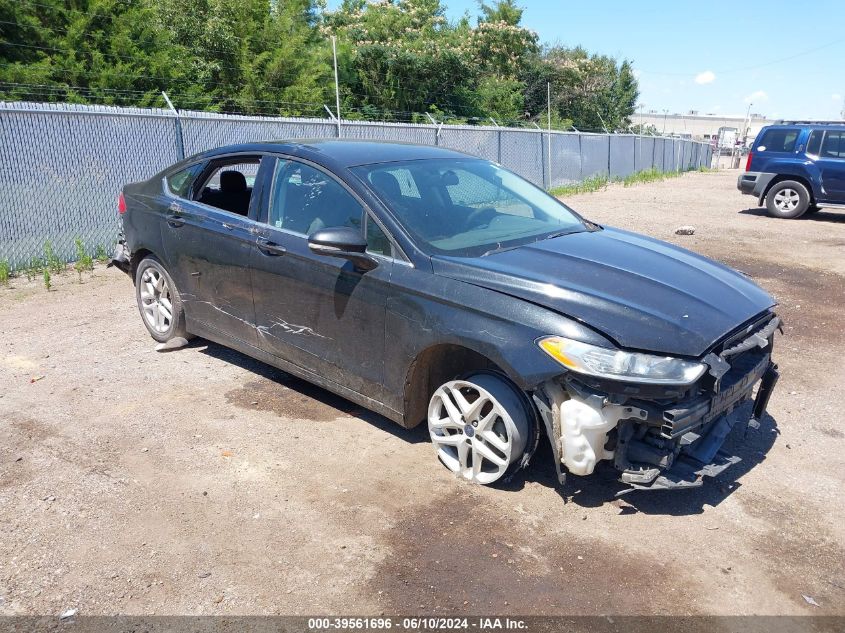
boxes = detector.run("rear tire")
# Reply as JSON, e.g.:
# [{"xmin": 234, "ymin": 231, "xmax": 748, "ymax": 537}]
[
  {"xmin": 765, "ymin": 180, "xmax": 810, "ymax": 219},
  {"xmin": 134, "ymin": 256, "xmax": 190, "ymax": 343}
]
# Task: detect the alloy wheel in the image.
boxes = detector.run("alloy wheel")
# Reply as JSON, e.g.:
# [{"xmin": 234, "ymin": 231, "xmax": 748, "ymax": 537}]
[
  {"xmin": 428, "ymin": 378, "xmax": 527, "ymax": 485},
  {"xmin": 139, "ymin": 267, "xmax": 173, "ymax": 334},
  {"xmin": 773, "ymin": 187, "xmax": 800, "ymax": 212}
]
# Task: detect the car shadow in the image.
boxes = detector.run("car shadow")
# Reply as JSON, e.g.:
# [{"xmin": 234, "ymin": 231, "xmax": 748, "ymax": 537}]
[
  {"xmin": 196, "ymin": 340, "xmax": 429, "ymax": 445},
  {"xmin": 739, "ymin": 206, "xmax": 845, "ymax": 223},
  {"xmin": 502, "ymin": 401, "xmax": 780, "ymax": 515}
]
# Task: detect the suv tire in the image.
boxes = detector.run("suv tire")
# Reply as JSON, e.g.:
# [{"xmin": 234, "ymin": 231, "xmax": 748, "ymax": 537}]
[{"xmin": 765, "ymin": 180, "xmax": 810, "ymax": 219}]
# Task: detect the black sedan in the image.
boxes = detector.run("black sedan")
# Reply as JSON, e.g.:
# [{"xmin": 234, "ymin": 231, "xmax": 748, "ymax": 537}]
[{"xmin": 113, "ymin": 140, "xmax": 780, "ymax": 493}]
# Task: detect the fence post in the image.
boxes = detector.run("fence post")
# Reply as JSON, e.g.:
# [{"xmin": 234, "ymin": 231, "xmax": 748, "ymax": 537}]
[
  {"xmin": 425, "ymin": 112, "xmax": 442, "ymax": 146},
  {"xmin": 539, "ymin": 130, "xmax": 547, "ymax": 189},
  {"xmin": 497, "ymin": 129, "xmax": 502, "ymax": 164},
  {"xmin": 578, "ymin": 133, "xmax": 583, "ymax": 180},
  {"xmin": 161, "ymin": 91, "xmax": 185, "ymax": 161}
]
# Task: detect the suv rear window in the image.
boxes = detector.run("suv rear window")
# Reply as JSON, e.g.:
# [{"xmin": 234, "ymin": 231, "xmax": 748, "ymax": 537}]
[
  {"xmin": 821, "ymin": 131, "xmax": 845, "ymax": 158},
  {"xmin": 757, "ymin": 128, "xmax": 799, "ymax": 153}
]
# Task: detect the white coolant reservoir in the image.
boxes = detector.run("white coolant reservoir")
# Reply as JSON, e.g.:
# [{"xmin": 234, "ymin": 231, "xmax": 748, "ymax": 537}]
[{"xmin": 559, "ymin": 396, "xmax": 619, "ymax": 476}]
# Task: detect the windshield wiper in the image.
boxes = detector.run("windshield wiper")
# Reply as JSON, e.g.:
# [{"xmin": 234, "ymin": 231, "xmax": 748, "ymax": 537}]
[
  {"xmin": 539, "ymin": 228, "xmax": 581, "ymax": 241},
  {"xmin": 480, "ymin": 244, "xmax": 511, "ymax": 257}
]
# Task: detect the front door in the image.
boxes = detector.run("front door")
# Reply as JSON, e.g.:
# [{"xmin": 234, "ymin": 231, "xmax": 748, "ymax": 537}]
[
  {"xmin": 161, "ymin": 156, "xmax": 270, "ymax": 346},
  {"xmin": 250, "ymin": 157, "xmax": 392, "ymax": 398}
]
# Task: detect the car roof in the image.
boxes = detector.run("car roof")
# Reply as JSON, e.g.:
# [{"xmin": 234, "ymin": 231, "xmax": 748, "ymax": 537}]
[{"xmin": 195, "ymin": 139, "xmax": 476, "ymax": 168}]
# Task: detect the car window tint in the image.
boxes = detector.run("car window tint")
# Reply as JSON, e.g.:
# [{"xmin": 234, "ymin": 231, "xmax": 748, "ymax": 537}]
[
  {"xmin": 167, "ymin": 164, "xmax": 202, "ymax": 198},
  {"xmin": 821, "ymin": 131, "xmax": 845, "ymax": 158},
  {"xmin": 366, "ymin": 216, "xmax": 392, "ymax": 257},
  {"xmin": 195, "ymin": 160, "xmax": 259, "ymax": 217},
  {"xmin": 807, "ymin": 130, "xmax": 823, "ymax": 155},
  {"xmin": 269, "ymin": 160, "xmax": 363, "ymax": 236},
  {"xmin": 758, "ymin": 128, "xmax": 799, "ymax": 153}
]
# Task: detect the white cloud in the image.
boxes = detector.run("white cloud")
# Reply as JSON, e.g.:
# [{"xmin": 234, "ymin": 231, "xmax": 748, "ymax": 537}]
[
  {"xmin": 833, "ymin": 93, "xmax": 843, "ymax": 101},
  {"xmin": 744, "ymin": 90, "xmax": 768, "ymax": 103},
  {"xmin": 694, "ymin": 70, "xmax": 715, "ymax": 85}
]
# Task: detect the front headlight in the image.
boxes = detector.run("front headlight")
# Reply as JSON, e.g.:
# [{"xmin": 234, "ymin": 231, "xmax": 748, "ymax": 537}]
[{"xmin": 538, "ymin": 336, "xmax": 706, "ymax": 385}]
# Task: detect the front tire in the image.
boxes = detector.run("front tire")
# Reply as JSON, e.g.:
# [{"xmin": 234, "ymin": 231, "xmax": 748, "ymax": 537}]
[
  {"xmin": 427, "ymin": 373, "xmax": 531, "ymax": 485},
  {"xmin": 134, "ymin": 256, "xmax": 189, "ymax": 343},
  {"xmin": 765, "ymin": 180, "xmax": 810, "ymax": 219}
]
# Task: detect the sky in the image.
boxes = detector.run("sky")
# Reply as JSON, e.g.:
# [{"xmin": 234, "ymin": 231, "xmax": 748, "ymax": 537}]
[{"xmin": 336, "ymin": 0, "xmax": 845, "ymax": 120}]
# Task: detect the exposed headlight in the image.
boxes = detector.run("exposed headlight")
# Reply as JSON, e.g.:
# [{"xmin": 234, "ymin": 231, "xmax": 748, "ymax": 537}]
[{"xmin": 538, "ymin": 336, "xmax": 707, "ymax": 385}]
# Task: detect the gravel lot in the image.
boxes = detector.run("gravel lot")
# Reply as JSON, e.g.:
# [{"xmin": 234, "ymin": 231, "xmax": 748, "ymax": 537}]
[{"xmin": 1, "ymin": 169, "xmax": 843, "ymax": 617}]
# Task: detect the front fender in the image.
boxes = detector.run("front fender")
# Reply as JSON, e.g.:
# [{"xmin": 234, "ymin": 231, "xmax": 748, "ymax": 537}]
[{"xmin": 383, "ymin": 266, "xmax": 610, "ymax": 415}]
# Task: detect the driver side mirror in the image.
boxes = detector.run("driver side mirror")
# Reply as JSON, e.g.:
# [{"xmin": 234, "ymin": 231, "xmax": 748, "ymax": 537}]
[{"xmin": 308, "ymin": 226, "xmax": 378, "ymax": 272}]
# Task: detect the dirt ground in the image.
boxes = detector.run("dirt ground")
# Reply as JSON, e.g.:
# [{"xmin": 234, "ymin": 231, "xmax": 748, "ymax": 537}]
[{"xmin": 1, "ymin": 169, "xmax": 843, "ymax": 617}]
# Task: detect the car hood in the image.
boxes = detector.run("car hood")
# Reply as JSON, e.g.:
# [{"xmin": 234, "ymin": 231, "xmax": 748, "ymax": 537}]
[{"xmin": 431, "ymin": 227, "xmax": 776, "ymax": 357}]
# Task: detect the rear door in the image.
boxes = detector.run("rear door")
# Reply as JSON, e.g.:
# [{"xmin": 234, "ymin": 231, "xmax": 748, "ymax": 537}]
[
  {"xmin": 161, "ymin": 155, "xmax": 271, "ymax": 346},
  {"xmin": 250, "ymin": 157, "xmax": 394, "ymax": 398},
  {"xmin": 814, "ymin": 130, "xmax": 845, "ymax": 201}
]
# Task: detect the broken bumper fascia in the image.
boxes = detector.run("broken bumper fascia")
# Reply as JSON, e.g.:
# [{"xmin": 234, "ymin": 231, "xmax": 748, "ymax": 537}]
[
  {"xmin": 534, "ymin": 348, "xmax": 780, "ymax": 495},
  {"xmin": 618, "ymin": 360, "xmax": 779, "ymax": 495},
  {"xmin": 108, "ymin": 237, "xmax": 131, "ymax": 274}
]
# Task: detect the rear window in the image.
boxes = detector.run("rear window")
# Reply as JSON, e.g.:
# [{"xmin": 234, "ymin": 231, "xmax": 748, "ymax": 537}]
[
  {"xmin": 821, "ymin": 131, "xmax": 845, "ymax": 158},
  {"xmin": 757, "ymin": 128, "xmax": 799, "ymax": 153},
  {"xmin": 167, "ymin": 163, "xmax": 203, "ymax": 198}
]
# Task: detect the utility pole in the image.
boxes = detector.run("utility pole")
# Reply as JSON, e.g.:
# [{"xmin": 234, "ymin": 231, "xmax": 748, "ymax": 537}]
[
  {"xmin": 331, "ymin": 36, "xmax": 342, "ymax": 138},
  {"xmin": 546, "ymin": 81, "xmax": 552, "ymax": 189},
  {"xmin": 742, "ymin": 102, "xmax": 753, "ymax": 147},
  {"xmin": 662, "ymin": 109, "xmax": 668, "ymax": 136}
]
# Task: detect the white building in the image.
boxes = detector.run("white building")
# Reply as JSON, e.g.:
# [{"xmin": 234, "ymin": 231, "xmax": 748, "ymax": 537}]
[{"xmin": 635, "ymin": 110, "xmax": 776, "ymax": 143}]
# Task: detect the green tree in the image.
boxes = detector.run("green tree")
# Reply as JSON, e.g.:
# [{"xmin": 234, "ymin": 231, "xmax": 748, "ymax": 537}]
[
  {"xmin": 522, "ymin": 46, "xmax": 638, "ymax": 131},
  {"xmin": 324, "ymin": 0, "xmax": 478, "ymax": 121}
]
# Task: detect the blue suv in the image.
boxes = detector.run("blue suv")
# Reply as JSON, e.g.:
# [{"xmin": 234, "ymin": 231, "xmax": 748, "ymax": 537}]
[{"xmin": 737, "ymin": 122, "xmax": 845, "ymax": 218}]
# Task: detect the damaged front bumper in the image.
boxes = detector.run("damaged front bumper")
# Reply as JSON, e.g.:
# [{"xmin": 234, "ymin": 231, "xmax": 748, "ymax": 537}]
[{"xmin": 534, "ymin": 318, "xmax": 780, "ymax": 495}]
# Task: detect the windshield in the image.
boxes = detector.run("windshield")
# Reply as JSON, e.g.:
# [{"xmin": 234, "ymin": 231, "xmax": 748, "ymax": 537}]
[{"xmin": 353, "ymin": 158, "xmax": 587, "ymax": 257}]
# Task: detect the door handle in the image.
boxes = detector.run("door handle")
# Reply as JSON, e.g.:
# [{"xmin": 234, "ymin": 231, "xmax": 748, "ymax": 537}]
[
  {"xmin": 256, "ymin": 237, "xmax": 286, "ymax": 256},
  {"xmin": 166, "ymin": 214, "xmax": 185, "ymax": 228}
]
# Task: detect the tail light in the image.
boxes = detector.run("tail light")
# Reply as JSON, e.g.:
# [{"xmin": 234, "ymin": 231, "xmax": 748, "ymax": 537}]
[
  {"xmin": 118, "ymin": 191, "xmax": 127, "ymax": 214},
  {"xmin": 745, "ymin": 152, "xmax": 753, "ymax": 172}
]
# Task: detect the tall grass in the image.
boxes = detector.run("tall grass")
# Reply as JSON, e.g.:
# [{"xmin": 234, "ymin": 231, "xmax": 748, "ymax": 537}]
[{"xmin": 551, "ymin": 166, "xmax": 712, "ymax": 197}]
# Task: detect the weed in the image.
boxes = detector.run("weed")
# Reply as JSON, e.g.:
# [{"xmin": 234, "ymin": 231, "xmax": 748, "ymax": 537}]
[
  {"xmin": 43, "ymin": 267, "xmax": 51, "ymax": 291},
  {"xmin": 95, "ymin": 244, "xmax": 109, "ymax": 263},
  {"xmin": 0, "ymin": 259, "xmax": 9, "ymax": 286},
  {"xmin": 74, "ymin": 238, "xmax": 94, "ymax": 282},
  {"xmin": 43, "ymin": 241, "xmax": 64, "ymax": 275},
  {"xmin": 553, "ymin": 166, "xmax": 707, "ymax": 196},
  {"xmin": 24, "ymin": 256, "xmax": 43, "ymax": 282},
  {"xmin": 550, "ymin": 174, "xmax": 611, "ymax": 197}
]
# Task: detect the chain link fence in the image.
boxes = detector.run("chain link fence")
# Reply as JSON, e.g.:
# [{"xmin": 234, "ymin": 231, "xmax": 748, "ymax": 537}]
[{"xmin": 0, "ymin": 102, "xmax": 712, "ymax": 268}]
